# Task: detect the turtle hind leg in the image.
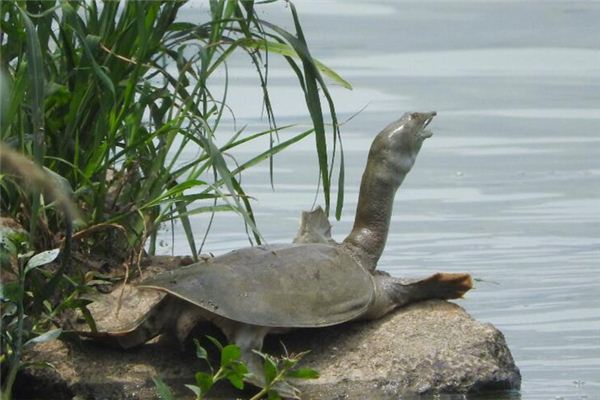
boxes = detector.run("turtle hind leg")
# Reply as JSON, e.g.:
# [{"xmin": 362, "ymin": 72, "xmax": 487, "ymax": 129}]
[
  {"xmin": 364, "ymin": 272, "xmax": 473, "ymax": 320},
  {"xmin": 76, "ymin": 295, "xmax": 179, "ymax": 349}
]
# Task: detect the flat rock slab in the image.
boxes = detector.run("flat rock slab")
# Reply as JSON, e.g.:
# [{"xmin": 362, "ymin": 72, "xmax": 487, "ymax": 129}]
[{"xmin": 18, "ymin": 257, "xmax": 520, "ymax": 399}]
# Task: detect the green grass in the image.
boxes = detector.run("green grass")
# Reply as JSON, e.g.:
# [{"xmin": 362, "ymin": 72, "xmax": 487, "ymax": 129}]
[{"xmin": 0, "ymin": 0, "xmax": 348, "ymax": 257}]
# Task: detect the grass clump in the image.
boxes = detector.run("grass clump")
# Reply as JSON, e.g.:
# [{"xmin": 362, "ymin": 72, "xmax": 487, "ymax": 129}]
[{"xmin": 1, "ymin": 0, "xmax": 346, "ymax": 258}]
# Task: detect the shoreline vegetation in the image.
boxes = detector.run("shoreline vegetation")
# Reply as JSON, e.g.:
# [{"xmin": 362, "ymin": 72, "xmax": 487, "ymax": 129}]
[{"xmin": 0, "ymin": 1, "xmax": 349, "ymax": 398}]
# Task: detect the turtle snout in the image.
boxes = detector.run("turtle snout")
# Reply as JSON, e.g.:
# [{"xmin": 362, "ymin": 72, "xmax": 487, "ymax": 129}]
[{"xmin": 422, "ymin": 111, "xmax": 436, "ymax": 128}]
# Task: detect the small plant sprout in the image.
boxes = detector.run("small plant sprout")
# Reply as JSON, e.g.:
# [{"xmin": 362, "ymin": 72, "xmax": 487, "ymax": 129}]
[
  {"xmin": 152, "ymin": 337, "xmax": 318, "ymax": 400},
  {"xmin": 1, "ymin": 243, "xmax": 62, "ymax": 400},
  {"xmin": 250, "ymin": 349, "xmax": 319, "ymax": 400}
]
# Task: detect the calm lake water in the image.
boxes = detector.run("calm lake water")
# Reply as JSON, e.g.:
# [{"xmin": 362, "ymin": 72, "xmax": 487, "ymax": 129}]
[{"xmin": 162, "ymin": 1, "xmax": 600, "ymax": 399}]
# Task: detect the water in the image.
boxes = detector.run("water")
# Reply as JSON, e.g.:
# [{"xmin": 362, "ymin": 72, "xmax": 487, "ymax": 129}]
[{"xmin": 162, "ymin": 1, "xmax": 600, "ymax": 398}]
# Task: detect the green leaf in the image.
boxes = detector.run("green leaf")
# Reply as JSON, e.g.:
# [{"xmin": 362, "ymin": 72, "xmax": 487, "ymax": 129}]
[
  {"xmin": 152, "ymin": 376, "xmax": 174, "ymax": 400},
  {"xmin": 184, "ymin": 384, "xmax": 201, "ymax": 397},
  {"xmin": 194, "ymin": 338, "xmax": 209, "ymax": 361},
  {"xmin": 241, "ymin": 39, "xmax": 352, "ymax": 90},
  {"xmin": 226, "ymin": 372, "xmax": 245, "ymax": 390},
  {"xmin": 43, "ymin": 167, "xmax": 74, "ymax": 196},
  {"xmin": 195, "ymin": 371, "xmax": 214, "ymax": 395},
  {"xmin": 76, "ymin": 303, "xmax": 98, "ymax": 333},
  {"xmin": 206, "ymin": 335, "xmax": 223, "ymax": 351},
  {"xmin": 18, "ymin": 6, "xmax": 45, "ymax": 164},
  {"xmin": 59, "ymin": 297, "xmax": 98, "ymax": 332},
  {"xmin": 0, "ymin": 282, "xmax": 20, "ymax": 303},
  {"xmin": 258, "ymin": 19, "xmax": 332, "ymax": 215},
  {"xmin": 24, "ymin": 328, "xmax": 62, "ymax": 348},
  {"xmin": 220, "ymin": 344, "xmax": 241, "ymax": 367},
  {"xmin": 268, "ymin": 390, "xmax": 282, "ymax": 400},
  {"xmin": 231, "ymin": 361, "xmax": 248, "ymax": 376},
  {"xmin": 229, "ymin": 129, "xmax": 313, "ymax": 176},
  {"xmin": 263, "ymin": 356, "xmax": 277, "ymax": 385},
  {"xmin": 175, "ymin": 201, "xmax": 198, "ymax": 261},
  {"xmin": 24, "ymin": 248, "xmax": 60, "ymax": 274},
  {"xmin": 286, "ymin": 368, "xmax": 320, "ymax": 380}
]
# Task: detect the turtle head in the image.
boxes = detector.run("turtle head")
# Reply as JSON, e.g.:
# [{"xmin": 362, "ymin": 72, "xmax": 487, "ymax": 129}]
[{"xmin": 370, "ymin": 111, "xmax": 436, "ymax": 176}]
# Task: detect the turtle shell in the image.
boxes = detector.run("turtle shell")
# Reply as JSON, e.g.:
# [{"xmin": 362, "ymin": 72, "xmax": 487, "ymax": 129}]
[{"xmin": 138, "ymin": 243, "xmax": 374, "ymax": 328}]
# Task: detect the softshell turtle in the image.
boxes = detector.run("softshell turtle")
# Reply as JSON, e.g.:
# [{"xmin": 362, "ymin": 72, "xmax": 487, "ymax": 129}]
[{"xmin": 78, "ymin": 112, "xmax": 472, "ymax": 396}]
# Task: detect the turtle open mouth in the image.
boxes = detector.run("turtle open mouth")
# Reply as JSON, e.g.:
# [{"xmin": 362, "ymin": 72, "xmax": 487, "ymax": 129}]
[
  {"xmin": 419, "ymin": 112, "xmax": 436, "ymax": 139},
  {"xmin": 422, "ymin": 112, "xmax": 435, "ymax": 128}
]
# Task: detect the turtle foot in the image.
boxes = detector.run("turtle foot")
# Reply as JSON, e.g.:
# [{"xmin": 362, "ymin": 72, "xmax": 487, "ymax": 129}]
[{"xmin": 422, "ymin": 272, "xmax": 473, "ymax": 299}]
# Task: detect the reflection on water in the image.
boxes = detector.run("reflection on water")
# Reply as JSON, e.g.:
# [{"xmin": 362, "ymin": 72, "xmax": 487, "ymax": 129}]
[{"xmin": 165, "ymin": 1, "xmax": 600, "ymax": 399}]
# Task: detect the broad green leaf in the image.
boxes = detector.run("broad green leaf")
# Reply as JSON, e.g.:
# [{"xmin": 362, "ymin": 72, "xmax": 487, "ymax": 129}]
[
  {"xmin": 226, "ymin": 372, "xmax": 244, "ymax": 390},
  {"xmin": 194, "ymin": 338, "xmax": 209, "ymax": 361},
  {"xmin": 268, "ymin": 389, "xmax": 282, "ymax": 400},
  {"xmin": 263, "ymin": 356, "xmax": 277, "ymax": 385},
  {"xmin": 220, "ymin": 344, "xmax": 241, "ymax": 367},
  {"xmin": 24, "ymin": 248, "xmax": 60, "ymax": 274},
  {"xmin": 286, "ymin": 368, "xmax": 320, "ymax": 380},
  {"xmin": 152, "ymin": 376, "xmax": 174, "ymax": 400},
  {"xmin": 24, "ymin": 328, "xmax": 62, "ymax": 347},
  {"xmin": 195, "ymin": 371, "xmax": 213, "ymax": 395},
  {"xmin": 184, "ymin": 384, "xmax": 201, "ymax": 397},
  {"xmin": 231, "ymin": 361, "xmax": 248, "ymax": 375}
]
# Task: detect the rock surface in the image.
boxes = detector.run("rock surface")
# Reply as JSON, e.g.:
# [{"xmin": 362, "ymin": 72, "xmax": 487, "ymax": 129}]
[
  {"xmin": 18, "ymin": 257, "xmax": 520, "ymax": 399},
  {"xmin": 291, "ymin": 300, "xmax": 521, "ymax": 399}
]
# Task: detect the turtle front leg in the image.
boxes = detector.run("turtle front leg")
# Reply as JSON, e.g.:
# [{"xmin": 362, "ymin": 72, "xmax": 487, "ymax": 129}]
[
  {"xmin": 216, "ymin": 320, "xmax": 300, "ymax": 399},
  {"xmin": 363, "ymin": 271, "xmax": 473, "ymax": 319}
]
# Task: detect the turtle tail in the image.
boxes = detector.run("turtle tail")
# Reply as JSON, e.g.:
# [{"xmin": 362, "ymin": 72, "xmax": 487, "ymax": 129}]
[{"xmin": 75, "ymin": 296, "xmax": 177, "ymax": 349}]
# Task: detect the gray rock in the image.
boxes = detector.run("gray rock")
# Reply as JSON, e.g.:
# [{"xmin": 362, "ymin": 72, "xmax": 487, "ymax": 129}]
[
  {"xmin": 20, "ymin": 289, "xmax": 520, "ymax": 399},
  {"xmin": 291, "ymin": 300, "xmax": 520, "ymax": 399}
]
